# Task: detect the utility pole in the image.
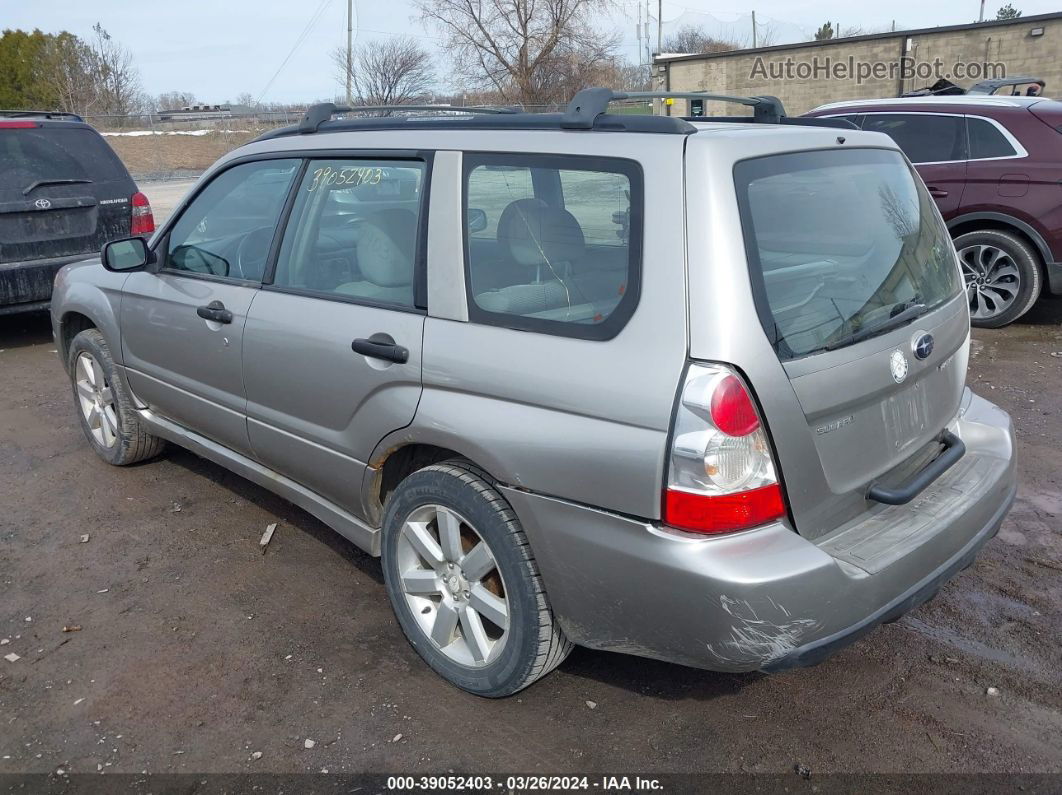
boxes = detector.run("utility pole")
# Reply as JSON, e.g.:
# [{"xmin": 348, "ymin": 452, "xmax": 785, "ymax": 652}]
[
  {"xmin": 978, "ymin": 0, "xmax": 985, "ymax": 22},
  {"xmin": 752, "ymin": 10, "xmax": 757, "ymax": 48},
  {"xmin": 657, "ymin": 0, "xmax": 662, "ymax": 54},
  {"xmin": 345, "ymin": 0, "xmax": 353, "ymax": 105}
]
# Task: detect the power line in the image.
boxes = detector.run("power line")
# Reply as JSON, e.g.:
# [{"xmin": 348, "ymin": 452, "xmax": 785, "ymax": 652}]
[{"xmin": 257, "ymin": 0, "xmax": 335, "ymax": 104}]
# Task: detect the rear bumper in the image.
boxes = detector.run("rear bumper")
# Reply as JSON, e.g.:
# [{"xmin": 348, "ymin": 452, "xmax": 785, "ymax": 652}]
[
  {"xmin": 0, "ymin": 254, "xmax": 92, "ymax": 310},
  {"xmin": 502, "ymin": 388, "xmax": 1015, "ymax": 672}
]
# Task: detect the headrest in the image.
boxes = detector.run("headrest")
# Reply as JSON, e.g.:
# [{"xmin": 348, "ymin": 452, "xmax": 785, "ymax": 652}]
[{"xmin": 497, "ymin": 198, "xmax": 584, "ymax": 267}]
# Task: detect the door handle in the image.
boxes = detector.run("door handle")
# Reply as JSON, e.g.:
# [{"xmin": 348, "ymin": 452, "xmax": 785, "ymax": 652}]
[
  {"xmin": 196, "ymin": 300, "xmax": 233, "ymax": 324},
  {"xmin": 927, "ymin": 186, "xmax": 948, "ymax": 198},
  {"xmin": 352, "ymin": 333, "xmax": 409, "ymax": 364}
]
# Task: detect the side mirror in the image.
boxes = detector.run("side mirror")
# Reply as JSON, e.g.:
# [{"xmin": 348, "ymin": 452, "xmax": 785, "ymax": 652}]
[
  {"xmin": 467, "ymin": 208, "xmax": 488, "ymax": 234},
  {"xmin": 102, "ymin": 237, "xmax": 152, "ymax": 272}
]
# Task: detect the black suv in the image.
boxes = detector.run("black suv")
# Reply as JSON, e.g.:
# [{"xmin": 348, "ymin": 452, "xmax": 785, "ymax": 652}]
[{"xmin": 0, "ymin": 111, "xmax": 153, "ymax": 314}]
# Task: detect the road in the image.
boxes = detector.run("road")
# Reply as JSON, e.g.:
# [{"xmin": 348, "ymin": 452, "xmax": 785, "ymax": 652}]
[
  {"xmin": 142, "ymin": 179, "xmax": 198, "ymax": 225},
  {"xmin": 1, "ymin": 300, "xmax": 1060, "ymax": 777}
]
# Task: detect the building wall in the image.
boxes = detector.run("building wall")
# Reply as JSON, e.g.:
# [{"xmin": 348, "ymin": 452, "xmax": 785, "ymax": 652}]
[{"xmin": 657, "ymin": 14, "xmax": 1062, "ymax": 117}]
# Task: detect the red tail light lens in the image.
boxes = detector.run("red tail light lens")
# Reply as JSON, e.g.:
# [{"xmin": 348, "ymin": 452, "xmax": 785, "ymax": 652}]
[
  {"xmin": 710, "ymin": 374, "xmax": 760, "ymax": 436},
  {"xmin": 664, "ymin": 364, "xmax": 786, "ymax": 535},
  {"xmin": 0, "ymin": 121, "xmax": 38, "ymax": 129},
  {"xmin": 130, "ymin": 191, "xmax": 154, "ymax": 236}
]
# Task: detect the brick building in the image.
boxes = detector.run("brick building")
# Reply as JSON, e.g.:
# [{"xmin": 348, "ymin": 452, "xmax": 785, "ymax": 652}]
[{"xmin": 654, "ymin": 12, "xmax": 1062, "ymax": 117}]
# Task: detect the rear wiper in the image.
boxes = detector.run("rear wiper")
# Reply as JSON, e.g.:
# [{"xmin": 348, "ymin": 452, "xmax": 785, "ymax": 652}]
[
  {"xmin": 824, "ymin": 303, "xmax": 928, "ymax": 351},
  {"xmin": 23, "ymin": 178, "xmax": 92, "ymax": 196}
]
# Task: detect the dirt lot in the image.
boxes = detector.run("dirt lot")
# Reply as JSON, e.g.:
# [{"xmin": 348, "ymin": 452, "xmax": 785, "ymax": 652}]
[
  {"xmin": 106, "ymin": 129, "xmax": 263, "ymax": 181},
  {"xmin": 1, "ymin": 300, "xmax": 1060, "ymax": 778}
]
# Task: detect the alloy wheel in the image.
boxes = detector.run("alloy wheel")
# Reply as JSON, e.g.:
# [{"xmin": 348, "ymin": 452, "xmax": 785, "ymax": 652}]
[
  {"xmin": 75, "ymin": 352, "xmax": 119, "ymax": 449},
  {"xmin": 396, "ymin": 504, "xmax": 510, "ymax": 668},
  {"xmin": 958, "ymin": 243, "xmax": 1020, "ymax": 321}
]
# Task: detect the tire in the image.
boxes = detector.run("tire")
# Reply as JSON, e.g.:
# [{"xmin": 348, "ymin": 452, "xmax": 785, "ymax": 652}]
[
  {"xmin": 954, "ymin": 229, "xmax": 1042, "ymax": 328},
  {"xmin": 381, "ymin": 460, "xmax": 572, "ymax": 697},
  {"xmin": 67, "ymin": 328, "xmax": 166, "ymax": 466}
]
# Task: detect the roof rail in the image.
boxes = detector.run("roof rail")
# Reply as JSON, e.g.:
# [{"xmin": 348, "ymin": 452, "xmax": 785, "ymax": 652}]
[
  {"xmin": 0, "ymin": 110, "xmax": 84, "ymax": 122},
  {"xmin": 561, "ymin": 89, "xmax": 786, "ymax": 129},
  {"xmin": 297, "ymin": 102, "xmax": 517, "ymax": 134},
  {"xmin": 967, "ymin": 76, "xmax": 1045, "ymax": 95}
]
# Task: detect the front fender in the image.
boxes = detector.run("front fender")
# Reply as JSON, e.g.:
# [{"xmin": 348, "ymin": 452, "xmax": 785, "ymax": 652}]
[{"xmin": 51, "ymin": 258, "xmax": 130, "ymax": 372}]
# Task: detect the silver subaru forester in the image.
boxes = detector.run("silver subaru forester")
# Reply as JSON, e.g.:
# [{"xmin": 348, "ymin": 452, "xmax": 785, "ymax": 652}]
[{"xmin": 51, "ymin": 90, "xmax": 1017, "ymax": 697}]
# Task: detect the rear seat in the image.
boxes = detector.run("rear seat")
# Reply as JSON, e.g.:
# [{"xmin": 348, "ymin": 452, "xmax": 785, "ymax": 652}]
[{"xmin": 472, "ymin": 199, "xmax": 627, "ymax": 319}]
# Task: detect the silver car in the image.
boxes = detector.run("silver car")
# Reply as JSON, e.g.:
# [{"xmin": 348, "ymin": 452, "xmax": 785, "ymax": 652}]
[{"xmin": 51, "ymin": 91, "xmax": 1017, "ymax": 697}]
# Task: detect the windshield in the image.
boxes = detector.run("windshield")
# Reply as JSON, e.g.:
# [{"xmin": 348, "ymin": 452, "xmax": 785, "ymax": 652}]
[{"xmin": 735, "ymin": 148, "xmax": 961, "ymax": 360}]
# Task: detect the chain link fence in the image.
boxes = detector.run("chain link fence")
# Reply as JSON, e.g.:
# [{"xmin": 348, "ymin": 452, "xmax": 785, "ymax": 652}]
[{"xmin": 80, "ymin": 101, "xmax": 653, "ymax": 181}]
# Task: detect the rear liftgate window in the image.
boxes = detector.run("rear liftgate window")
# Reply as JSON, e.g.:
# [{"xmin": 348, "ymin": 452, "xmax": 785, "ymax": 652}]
[
  {"xmin": 463, "ymin": 153, "xmax": 642, "ymax": 340},
  {"xmin": 735, "ymin": 148, "xmax": 961, "ymax": 360}
]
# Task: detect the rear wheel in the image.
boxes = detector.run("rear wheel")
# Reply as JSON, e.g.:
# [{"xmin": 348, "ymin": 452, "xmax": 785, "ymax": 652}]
[
  {"xmin": 955, "ymin": 229, "xmax": 1041, "ymax": 328},
  {"xmin": 381, "ymin": 461, "xmax": 572, "ymax": 696},
  {"xmin": 68, "ymin": 329, "xmax": 165, "ymax": 466}
]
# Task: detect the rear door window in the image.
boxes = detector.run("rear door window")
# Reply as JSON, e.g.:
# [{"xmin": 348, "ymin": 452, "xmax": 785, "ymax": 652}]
[
  {"xmin": 735, "ymin": 148, "xmax": 961, "ymax": 359},
  {"xmin": 463, "ymin": 153, "xmax": 642, "ymax": 340},
  {"xmin": 272, "ymin": 158, "xmax": 427, "ymax": 308},
  {"xmin": 862, "ymin": 114, "xmax": 965, "ymax": 163}
]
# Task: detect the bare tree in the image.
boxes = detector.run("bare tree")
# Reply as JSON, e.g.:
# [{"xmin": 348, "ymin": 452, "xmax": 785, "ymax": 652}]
[
  {"xmin": 90, "ymin": 23, "xmax": 143, "ymax": 114},
  {"xmin": 751, "ymin": 21, "xmax": 779, "ymax": 47},
  {"xmin": 415, "ymin": 0, "xmax": 617, "ymax": 106},
  {"xmin": 332, "ymin": 37, "xmax": 435, "ymax": 108},
  {"xmin": 662, "ymin": 24, "xmax": 739, "ymax": 54},
  {"xmin": 155, "ymin": 90, "xmax": 198, "ymax": 110}
]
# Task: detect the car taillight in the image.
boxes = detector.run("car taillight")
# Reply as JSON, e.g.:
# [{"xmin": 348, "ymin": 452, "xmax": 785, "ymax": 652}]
[
  {"xmin": 663, "ymin": 363, "xmax": 786, "ymax": 534},
  {"xmin": 130, "ymin": 191, "xmax": 154, "ymax": 236},
  {"xmin": 0, "ymin": 121, "xmax": 37, "ymax": 129}
]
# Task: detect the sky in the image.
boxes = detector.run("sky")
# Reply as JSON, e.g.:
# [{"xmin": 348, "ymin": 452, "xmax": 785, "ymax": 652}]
[{"xmin": 4, "ymin": 0, "xmax": 1059, "ymax": 104}]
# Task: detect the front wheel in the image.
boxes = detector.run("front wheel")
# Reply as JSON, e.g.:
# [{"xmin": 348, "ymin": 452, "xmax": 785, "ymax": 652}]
[
  {"xmin": 68, "ymin": 328, "xmax": 165, "ymax": 466},
  {"xmin": 381, "ymin": 461, "xmax": 572, "ymax": 697},
  {"xmin": 955, "ymin": 229, "xmax": 1042, "ymax": 328}
]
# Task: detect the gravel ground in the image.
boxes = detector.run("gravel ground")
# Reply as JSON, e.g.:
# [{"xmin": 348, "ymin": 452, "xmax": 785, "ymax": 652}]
[
  {"xmin": 0, "ymin": 299, "xmax": 1060, "ymax": 777},
  {"xmin": 140, "ymin": 180, "xmax": 199, "ymax": 226}
]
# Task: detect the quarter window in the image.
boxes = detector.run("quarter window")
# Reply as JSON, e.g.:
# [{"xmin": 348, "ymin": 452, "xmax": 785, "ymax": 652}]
[
  {"xmin": 272, "ymin": 158, "xmax": 426, "ymax": 309},
  {"xmin": 967, "ymin": 117, "xmax": 1018, "ymax": 159},
  {"xmin": 862, "ymin": 114, "xmax": 965, "ymax": 163},
  {"xmin": 464, "ymin": 154, "xmax": 642, "ymax": 340},
  {"xmin": 165, "ymin": 159, "xmax": 300, "ymax": 281}
]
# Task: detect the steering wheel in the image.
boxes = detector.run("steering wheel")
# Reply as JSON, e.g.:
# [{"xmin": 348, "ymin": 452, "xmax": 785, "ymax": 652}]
[{"xmin": 235, "ymin": 225, "xmax": 276, "ymax": 281}]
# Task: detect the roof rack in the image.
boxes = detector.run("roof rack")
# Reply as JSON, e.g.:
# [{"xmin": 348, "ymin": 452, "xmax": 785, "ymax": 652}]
[
  {"xmin": 296, "ymin": 102, "xmax": 517, "ymax": 134},
  {"xmin": 253, "ymin": 88, "xmax": 848, "ymax": 143},
  {"xmin": 561, "ymin": 89, "xmax": 787, "ymax": 128},
  {"xmin": 903, "ymin": 76, "xmax": 1045, "ymax": 98},
  {"xmin": 967, "ymin": 76, "xmax": 1045, "ymax": 96},
  {"xmin": 0, "ymin": 110, "xmax": 84, "ymax": 122}
]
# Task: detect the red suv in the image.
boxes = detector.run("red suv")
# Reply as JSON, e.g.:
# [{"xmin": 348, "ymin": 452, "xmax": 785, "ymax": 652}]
[{"xmin": 805, "ymin": 95, "xmax": 1062, "ymax": 327}]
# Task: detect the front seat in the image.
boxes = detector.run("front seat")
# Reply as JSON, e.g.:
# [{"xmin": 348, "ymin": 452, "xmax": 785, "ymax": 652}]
[{"xmin": 335, "ymin": 209, "xmax": 417, "ymax": 305}]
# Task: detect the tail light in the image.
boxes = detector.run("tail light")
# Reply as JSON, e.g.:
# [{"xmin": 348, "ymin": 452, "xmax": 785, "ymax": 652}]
[
  {"xmin": 0, "ymin": 121, "xmax": 38, "ymax": 129},
  {"xmin": 664, "ymin": 363, "xmax": 786, "ymax": 534},
  {"xmin": 130, "ymin": 191, "xmax": 155, "ymax": 236}
]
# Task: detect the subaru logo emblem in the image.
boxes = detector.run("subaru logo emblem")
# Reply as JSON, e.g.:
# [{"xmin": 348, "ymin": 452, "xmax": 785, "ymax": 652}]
[
  {"xmin": 912, "ymin": 332, "xmax": 934, "ymax": 360},
  {"xmin": 889, "ymin": 349, "xmax": 909, "ymax": 384},
  {"xmin": 34, "ymin": 198, "xmax": 51, "ymax": 210}
]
